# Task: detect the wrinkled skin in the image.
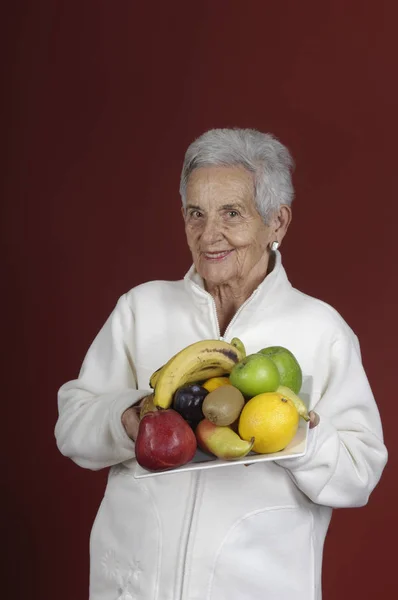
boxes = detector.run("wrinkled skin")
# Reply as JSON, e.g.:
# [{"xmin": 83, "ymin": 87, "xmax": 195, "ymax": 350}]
[
  {"xmin": 184, "ymin": 166, "xmax": 274, "ymax": 289},
  {"xmin": 183, "ymin": 165, "xmax": 291, "ymax": 332}
]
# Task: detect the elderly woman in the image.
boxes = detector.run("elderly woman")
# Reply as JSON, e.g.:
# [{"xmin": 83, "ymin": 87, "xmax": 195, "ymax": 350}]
[{"xmin": 55, "ymin": 128, "xmax": 387, "ymax": 600}]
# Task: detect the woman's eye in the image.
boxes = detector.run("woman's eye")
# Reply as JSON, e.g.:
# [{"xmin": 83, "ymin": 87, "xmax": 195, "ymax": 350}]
[
  {"xmin": 191, "ymin": 210, "xmax": 203, "ymax": 218},
  {"xmin": 227, "ymin": 210, "xmax": 239, "ymax": 218}
]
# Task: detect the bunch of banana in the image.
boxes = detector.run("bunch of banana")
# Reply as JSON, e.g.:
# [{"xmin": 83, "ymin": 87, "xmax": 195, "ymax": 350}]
[{"xmin": 151, "ymin": 338, "xmax": 246, "ymax": 409}]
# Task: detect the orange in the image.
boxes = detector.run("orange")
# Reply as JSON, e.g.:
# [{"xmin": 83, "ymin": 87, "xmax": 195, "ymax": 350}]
[{"xmin": 238, "ymin": 392, "xmax": 299, "ymax": 454}]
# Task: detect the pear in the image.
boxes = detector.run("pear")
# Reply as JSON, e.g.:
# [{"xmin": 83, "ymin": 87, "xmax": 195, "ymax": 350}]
[
  {"xmin": 196, "ymin": 419, "xmax": 254, "ymax": 460},
  {"xmin": 276, "ymin": 385, "xmax": 310, "ymax": 421},
  {"xmin": 135, "ymin": 409, "xmax": 197, "ymax": 471}
]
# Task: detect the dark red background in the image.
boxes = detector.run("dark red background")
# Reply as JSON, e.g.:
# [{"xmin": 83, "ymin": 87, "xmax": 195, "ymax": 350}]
[{"xmin": 3, "ymin": 1, "xmax": 397, "ymax": 598}]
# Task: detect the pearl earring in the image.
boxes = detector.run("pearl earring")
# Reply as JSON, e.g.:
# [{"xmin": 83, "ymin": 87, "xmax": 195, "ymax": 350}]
[{"xmin": 271, "ymin": 241, "xmax": 279, "ymax": 251}]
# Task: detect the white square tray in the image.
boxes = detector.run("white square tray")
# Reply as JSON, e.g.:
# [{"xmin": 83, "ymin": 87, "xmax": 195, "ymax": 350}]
[{"xmin": 134, "ymin": 376, "xmax": 312, "ymax": 478}]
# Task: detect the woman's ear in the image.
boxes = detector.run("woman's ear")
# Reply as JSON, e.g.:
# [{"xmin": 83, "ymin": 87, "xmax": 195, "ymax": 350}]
[{"xmin": 274, "ymin": 205, "xmax": 292, "ymax": 245}]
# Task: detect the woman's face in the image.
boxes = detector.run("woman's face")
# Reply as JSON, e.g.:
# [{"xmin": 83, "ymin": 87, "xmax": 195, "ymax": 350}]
[{"xmin": 184, "ymin": 165, "xmax": 278, "ymax": 287}]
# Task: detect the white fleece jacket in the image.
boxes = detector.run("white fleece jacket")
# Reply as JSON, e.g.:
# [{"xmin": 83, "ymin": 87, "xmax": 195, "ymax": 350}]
[{"xmin": 55, "ymin": 252, "xmax": 387, "ymax": 600}]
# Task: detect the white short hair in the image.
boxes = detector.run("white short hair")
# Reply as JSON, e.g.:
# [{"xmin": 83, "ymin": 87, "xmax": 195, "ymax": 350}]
[{"xmin": 180, "ymin": 128, "xmax": 295, "ymax": 222}]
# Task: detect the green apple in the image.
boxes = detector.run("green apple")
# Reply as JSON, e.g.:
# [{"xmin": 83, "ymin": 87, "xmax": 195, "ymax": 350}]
[
  {"xmin": 258, "ymin": 346, "xmax": 302, "ymax": 394},
  {"xmin": 229, "ymin": 353, "xmax": 280, "ymax": 397}
]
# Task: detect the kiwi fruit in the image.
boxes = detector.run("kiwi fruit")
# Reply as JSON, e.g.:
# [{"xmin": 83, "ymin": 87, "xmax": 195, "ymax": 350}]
[{"xmin": 202, "ymin": 386, "xmax": 245, "ymax": 426}]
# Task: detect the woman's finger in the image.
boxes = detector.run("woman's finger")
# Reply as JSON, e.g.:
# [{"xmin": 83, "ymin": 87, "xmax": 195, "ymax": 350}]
[{"xmin": 309, "ymin": 411, "xmax": 320, "ymax": 429}]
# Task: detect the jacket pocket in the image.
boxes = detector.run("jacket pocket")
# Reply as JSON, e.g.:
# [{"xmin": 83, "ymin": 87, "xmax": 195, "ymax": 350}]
[{"xmin": 209, "ymin": 506, "xmax": 315, "ymax": 600}]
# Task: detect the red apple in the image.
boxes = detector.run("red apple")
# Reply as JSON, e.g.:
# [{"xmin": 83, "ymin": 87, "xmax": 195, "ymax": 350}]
[{"xmin": 135, "ymin": 409, "xmax": 197, "ymax": 471}]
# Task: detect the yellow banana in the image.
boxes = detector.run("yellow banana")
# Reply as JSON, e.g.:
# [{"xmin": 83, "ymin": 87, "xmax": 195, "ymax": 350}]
[
  {"xmin": 149, "ymin": 365, "xmax": 165, "ymax": 389},
  {"xmin": 277, "ymin": 385, "xmax": 310, "ymax": 421},
  {"xmin": 151, "ymin": 364, "xmax": 229, "ymax": 390},
  {"xmin": 153, "ymin": 338, "xmax": 246, "ymax": 409},
  {"xmin": 139, "ymin": 394, "xmax": 157, "ymax": 419},
  {"xmin": 150, "ymin": 337, "xmax": 246, "ymax": 389}
]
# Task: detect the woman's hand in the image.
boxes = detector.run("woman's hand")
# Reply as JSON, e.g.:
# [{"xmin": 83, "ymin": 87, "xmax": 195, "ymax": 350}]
[
  {"xmin": 121, "ymin": 398, "xmax": 147, "ymax": 441},
  {"xmin": 309, "ymin": 411, "xmax": 320, "ymax": 429}
]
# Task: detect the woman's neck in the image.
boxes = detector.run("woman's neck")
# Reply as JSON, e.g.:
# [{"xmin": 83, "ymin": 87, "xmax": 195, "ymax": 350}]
[
  {"xmin": 205, "ymin": 254, "xmax": 275, "ymax": 336},
  {"xmin": 210, "ymin": 288, "xmax": 246, "ymax": 337}
]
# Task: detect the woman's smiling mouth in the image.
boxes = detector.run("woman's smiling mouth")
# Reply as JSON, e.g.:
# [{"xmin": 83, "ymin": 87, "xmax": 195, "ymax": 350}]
[{"xmin": 202, "ymin": 250, "xmax": 234, "ymax": 261}]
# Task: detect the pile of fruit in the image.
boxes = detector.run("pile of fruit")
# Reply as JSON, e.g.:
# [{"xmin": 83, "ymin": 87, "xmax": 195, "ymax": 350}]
[{"xmin": 135, "ymin": 338, "xmax": 309, "ymax": 472}]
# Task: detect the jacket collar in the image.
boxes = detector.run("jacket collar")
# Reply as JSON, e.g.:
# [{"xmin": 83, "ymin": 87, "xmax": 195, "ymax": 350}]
[{"xmin": 183, "ymin": 250, "xmax": 292, "ymax": 312}]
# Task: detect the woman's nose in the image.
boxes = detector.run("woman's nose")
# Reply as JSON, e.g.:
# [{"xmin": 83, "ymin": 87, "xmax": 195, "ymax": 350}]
[{"xmin": 200, "ymin": 217, "xmax": 223, "ymax": 244}]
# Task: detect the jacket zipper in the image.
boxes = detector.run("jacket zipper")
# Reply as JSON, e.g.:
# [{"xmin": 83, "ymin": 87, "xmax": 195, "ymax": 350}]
[
  {"xmin": 177, "ymin": 284, "xmax": 259, "ymax": 597},
  {"xmin": 178, "ymin": 472, "xmax": 201, "ymax": 599},
  {"xmin": 209, "ymin": 288, "xmax": 260, "ymax": 341}
]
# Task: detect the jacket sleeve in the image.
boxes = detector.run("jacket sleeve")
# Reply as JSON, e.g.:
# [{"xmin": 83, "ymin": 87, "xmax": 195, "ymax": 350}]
[
  {"xmin": 275, "ymin": 331, "xmax": 388, "ymax": 508},
  {"xmin": 55, "ymin": 293, "xmax": 150, "ymax": 471}
]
